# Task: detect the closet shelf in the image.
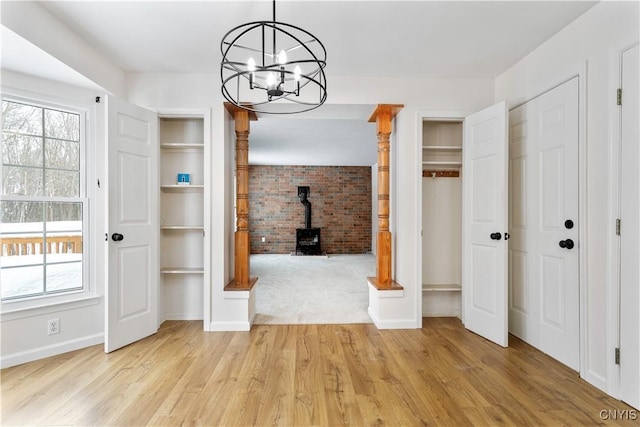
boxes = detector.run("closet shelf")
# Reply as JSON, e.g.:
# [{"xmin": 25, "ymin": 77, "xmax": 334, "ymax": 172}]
[
  {"xmin": 422, "ymin": 161, "xmax": 462, "ymax": 167},
  {"xmin": 160, "ymin": 143, "xmax": 204, "ymax": 149},
  {"xmin": 422, "ymin": 145, "xmax": 462, "ymax": 151},
  {"xmin": 160, "ymin": 225, "xmax": 204, "ymax": 230},
  {"xmin": 422, "ymin": 284, "xmax": 462, "ymax": 292},
  {"xmin": 161, "ymin": 184, "xmax": 204, "ymax": 192},
  {"xmin": 161, "ymin": 267, "xmax": 205, "ymax": 274}
]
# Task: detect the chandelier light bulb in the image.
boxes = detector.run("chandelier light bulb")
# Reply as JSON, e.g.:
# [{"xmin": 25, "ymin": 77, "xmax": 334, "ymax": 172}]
[
  {"xmin": 278, "ymin": 50, "xmax": 287, "ymax": 65},
  {"xmin": 247, "ymin": 57, "xmax": 256, "ymax": 72},
  {"xmin": 267, "ymin": 72, "xmax": 276, "ymax": 87},
  {"xmin": 293, "ymin": 65, "xmax": 301, "ymax": 81}
]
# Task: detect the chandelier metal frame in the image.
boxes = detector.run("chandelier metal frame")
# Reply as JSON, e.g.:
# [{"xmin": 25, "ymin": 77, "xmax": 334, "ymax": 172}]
[{"xmin": 220, "ymin": 1, "xmax": 327, "ymax": 114}]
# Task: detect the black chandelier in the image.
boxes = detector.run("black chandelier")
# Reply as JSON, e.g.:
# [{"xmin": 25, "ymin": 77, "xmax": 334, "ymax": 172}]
[{"xmin": 220, "ymin": 0, "xmax": 327, "ymax": 114}]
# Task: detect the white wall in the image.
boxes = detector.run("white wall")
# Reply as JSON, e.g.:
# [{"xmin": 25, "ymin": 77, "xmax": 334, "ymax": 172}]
[
  {"xmin": 0, "ymin": 70, "xmax": 106, "ymax": 367},
  {"xmin": 494, "ymin": 0, "xmax": 640, "ymax": 396}
]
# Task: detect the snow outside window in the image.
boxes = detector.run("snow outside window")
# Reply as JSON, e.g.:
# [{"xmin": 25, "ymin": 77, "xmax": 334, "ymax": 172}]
[{"xmin": 1, "ymin": 99, "xmax": 87, "ymax": 301}]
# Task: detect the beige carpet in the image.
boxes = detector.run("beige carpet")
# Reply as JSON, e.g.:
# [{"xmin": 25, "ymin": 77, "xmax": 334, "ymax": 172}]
[{"xmin": 252, "ymin": 254, "xmax": 374, "ymax": 324}]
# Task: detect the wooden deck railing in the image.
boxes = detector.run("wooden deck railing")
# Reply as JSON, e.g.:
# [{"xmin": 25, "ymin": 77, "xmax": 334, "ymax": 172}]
[{"xmin": 0, "ymin": 235, "xmax": 82, "ymax": 257}]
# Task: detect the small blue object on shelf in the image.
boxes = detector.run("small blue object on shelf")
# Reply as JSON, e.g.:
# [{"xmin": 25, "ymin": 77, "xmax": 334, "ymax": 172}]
[{"xmin": 177, "ymin": 173, "xmax": 191, "ymax": 185}]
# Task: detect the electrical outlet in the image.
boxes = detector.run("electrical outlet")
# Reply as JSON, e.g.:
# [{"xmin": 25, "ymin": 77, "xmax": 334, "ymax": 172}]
[
  {"xmin": 261, "ymin": 236, "xmax": 266, "ymax": 242},
  {"xmin": 48, "ymin": 318, "xmax": 60, "ymax": 335}
]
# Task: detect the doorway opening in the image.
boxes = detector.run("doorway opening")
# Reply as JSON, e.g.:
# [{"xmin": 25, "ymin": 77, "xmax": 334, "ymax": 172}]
[{"xmin": 247, "ymin": 105, "xmax": 377, "ymax": 324}]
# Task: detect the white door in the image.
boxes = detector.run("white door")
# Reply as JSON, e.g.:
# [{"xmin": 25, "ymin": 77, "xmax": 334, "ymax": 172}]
[
  {"xmin": 508, "ymin": 78, "xmax": 580, "ymax": 370},
  {"xmin": 463, "ymin": 101, "xmax": 509, "ymax": 347},
  {"xmin": 619, "ymin": 42, "xmax": 640, "ymax": 410},
  {"xmin": 105, "ymin": 96, "xmax": 159, "ymax": 353},
  {"xmin": 537, "ymin": 79, "xmax": 579, "ymax": 370}
]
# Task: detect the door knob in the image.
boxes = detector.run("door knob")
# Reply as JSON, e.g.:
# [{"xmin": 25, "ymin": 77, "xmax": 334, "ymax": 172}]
[
  {"xmin": 111, "ymin": 233, "xmax": 124, "ymax": 242},
  {"xmin": 490, "ymin": 232, "xmax": 502, "ymax": 240},
  {"xmin": 559, "ymin": 239, "xmax": 574, "ymax": 249}
]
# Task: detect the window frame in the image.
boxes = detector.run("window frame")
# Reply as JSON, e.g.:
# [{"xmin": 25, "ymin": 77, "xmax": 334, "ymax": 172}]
[{"xmin": 1, "ymin": 93, "xmax": 93, "ymax": 312}]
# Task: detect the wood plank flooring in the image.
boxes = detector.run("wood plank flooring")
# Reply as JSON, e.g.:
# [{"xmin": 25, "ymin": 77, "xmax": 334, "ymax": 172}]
[{"xmin": 1, "ymin": 318, "xmax": 636, "ymax": 426}]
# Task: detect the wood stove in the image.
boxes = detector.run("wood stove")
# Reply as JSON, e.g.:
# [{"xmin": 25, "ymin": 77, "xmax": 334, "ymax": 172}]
[
  {"xmin": 296, "ymin": 227, "xmax": 321, "ymax": 255},
  {"xmin": 295, "ymin": 186, "xmax": 322, "ymax": 255}
]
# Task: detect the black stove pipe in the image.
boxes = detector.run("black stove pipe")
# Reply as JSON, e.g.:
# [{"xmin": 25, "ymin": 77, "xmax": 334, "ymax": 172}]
[{"xmin": 298, "ymin": 186, "xmax": 311, "ymax": 229}]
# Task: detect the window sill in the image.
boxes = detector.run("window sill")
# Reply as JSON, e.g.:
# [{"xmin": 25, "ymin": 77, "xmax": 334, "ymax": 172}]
[{"xmin": 1, "ymin": 293, "xmax": 102, "ymax": 322}]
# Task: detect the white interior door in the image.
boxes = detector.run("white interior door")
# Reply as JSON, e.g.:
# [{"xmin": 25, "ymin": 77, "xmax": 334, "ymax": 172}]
[
  {"xmin": 507, "ymin": 102, "xmax": 533, "ymax": 343},
  {"xmin": 537, "ymin": 78, "xmax": 579, "ymax": 370},
  {"xmin": 619, "ymin": 42, "xmax": 640, "ymax": 410},
  {"xmin": 105, "ymin": 96, "xmax": 159, "ymax": 353},
  {"xmin": 508, "ymin": 78, "xmax": 580, "ymax": 371},
  {"xmin": 463, "ymin": 101, "xmax": 509, "ymax": 347}
]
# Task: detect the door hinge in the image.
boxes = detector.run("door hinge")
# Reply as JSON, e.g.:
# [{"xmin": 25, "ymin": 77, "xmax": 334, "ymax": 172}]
[
  {"xmin": 615, "ymin": 347, "xmax": 620, "ymax": 365},
  {"xmin": 617, "ymin": 88, "xmax": 622, "ymax": 106},
  {"xmin": 616, "ymin": 218, "xmax": 621, "ymax": 236}
]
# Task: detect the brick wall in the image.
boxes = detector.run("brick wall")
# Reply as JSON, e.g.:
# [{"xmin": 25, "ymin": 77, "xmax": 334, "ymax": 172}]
[{"xmin": 249, "ymin": 165, "xmax": 372, "ymax": 254}]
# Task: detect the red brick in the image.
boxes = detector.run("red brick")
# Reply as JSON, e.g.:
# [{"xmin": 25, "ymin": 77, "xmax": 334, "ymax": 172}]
[{"xmin": 249, "ymin": 165, "xmax": 372, "ymax": 254}]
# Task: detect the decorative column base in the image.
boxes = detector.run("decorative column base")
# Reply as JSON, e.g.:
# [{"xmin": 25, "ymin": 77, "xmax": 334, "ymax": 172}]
[
  {"xmin": 225, "ymin": 277, "xmax": 259, "ymax": 291},
  {"xmin": 368, "ymin": 229, "xmax": 403, "ymax": 290},
  {"xmin": 366, "ymin": 276, "xmax": 403, "ymax": 291},
  {"xmin": 224, "ymin": 230, "xmax": 258, "ymax": 291},
  {"xmin": 376, "ymin": 230, "xmax": 392, "ymax": 285}
]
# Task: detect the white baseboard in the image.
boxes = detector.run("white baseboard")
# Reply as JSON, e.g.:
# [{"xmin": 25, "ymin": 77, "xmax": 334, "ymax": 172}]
[
  {"xmin": 1, "ymin": 333, "xmax": 104, "ymax": 369},
  {"xmin": 208, "ymin": 320, "xmax": 251, "ymax": 331},
  {"xmin": 367, "ymin": 307, "xmax": 416, "ymax": 329},
  {"xmin": 423, "ymin": 310, "xmax": 462, "ymax": 318},
  {"xmin": 163, "ymin": 313, "xmax": 204, "ymax": 321}
]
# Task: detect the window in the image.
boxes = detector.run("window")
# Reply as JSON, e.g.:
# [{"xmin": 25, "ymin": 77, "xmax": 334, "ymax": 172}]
[{"xmin": 1, "ymin": 99, "xmax": 86, "ymax": 301}]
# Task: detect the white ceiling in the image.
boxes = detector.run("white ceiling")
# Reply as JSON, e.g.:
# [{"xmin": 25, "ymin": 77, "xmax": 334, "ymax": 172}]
[
  {"xmin": 249, "ymin": 104, "xmax": 377, "ymax": 166},
  {"xmin": 38, "ymin": 0, "xmax": 596, "ymax": 78},
  {"xmin": 3, "ymin": 1, "xmax": 597, "ymax": 166},
  {"xmin": 0, "ymin": 26, "xmax": 103, "ymax": 90}
]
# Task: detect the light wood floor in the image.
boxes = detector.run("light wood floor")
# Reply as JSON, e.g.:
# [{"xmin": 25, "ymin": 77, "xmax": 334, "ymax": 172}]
[{"xmin": 1, "ymin": 318, "xmax": 636, "ymax": 426}]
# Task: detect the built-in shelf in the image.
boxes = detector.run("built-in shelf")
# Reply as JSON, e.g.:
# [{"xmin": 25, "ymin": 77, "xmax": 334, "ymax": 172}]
[
  {"xmin": 423, "ymin": 145, "xmax": 462, "ymax": 151},
  {"xmin": 422, "ymin": 284, "xmax": 462, "ymax": 292},
  {"xmin": 422, "ymin": 161, "xmax": 463, "ymax": 167},
  {"xmin": 160, "ymin": 225, "xmax": 204, "ymax": 230},
  {"xmin": 161, "ymin": 184, "xmax": 204, "ymax": 192},
  {"xmin": 161, "ymin": 267, "xmax": 205, "ymax": 274},
  {"xmin": 160, "ymin": 143, "xmax": 204, "ymax": 149},
  {"xmin": 159, "ymin": 115, "xmax": 210, "ymax": 322}
]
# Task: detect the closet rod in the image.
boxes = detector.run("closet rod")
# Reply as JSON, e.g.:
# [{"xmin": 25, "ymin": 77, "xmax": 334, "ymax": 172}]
[{"xmin": 422, "ymin": 170, "xmax": 460, "ymax": 178}]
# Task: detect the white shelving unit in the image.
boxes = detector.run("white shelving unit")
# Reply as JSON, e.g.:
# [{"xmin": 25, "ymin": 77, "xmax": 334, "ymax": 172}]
[
  {"xmin": 159, "ymin": 114, "xmax": 210, "ymax": 322},
  {"xmin": 422, "ymin": 284, "xmax": 463, "ymax": 292},
  {"xmin": 422, "ymin": 142, "xmax": 462, "ymax": 168},
  {"xmin": 421, "ymin": 120, "xmax": 463, "ymax": 318},
  {"xmin": 161, "ymin": 184, "xmax": 205, "ymax": 192}
]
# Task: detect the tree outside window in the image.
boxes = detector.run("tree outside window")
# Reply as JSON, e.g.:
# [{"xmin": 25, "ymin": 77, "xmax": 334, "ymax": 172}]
[{"xmin": 1, "ymin": 99, "xmax": 85, "ymax": 300}]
